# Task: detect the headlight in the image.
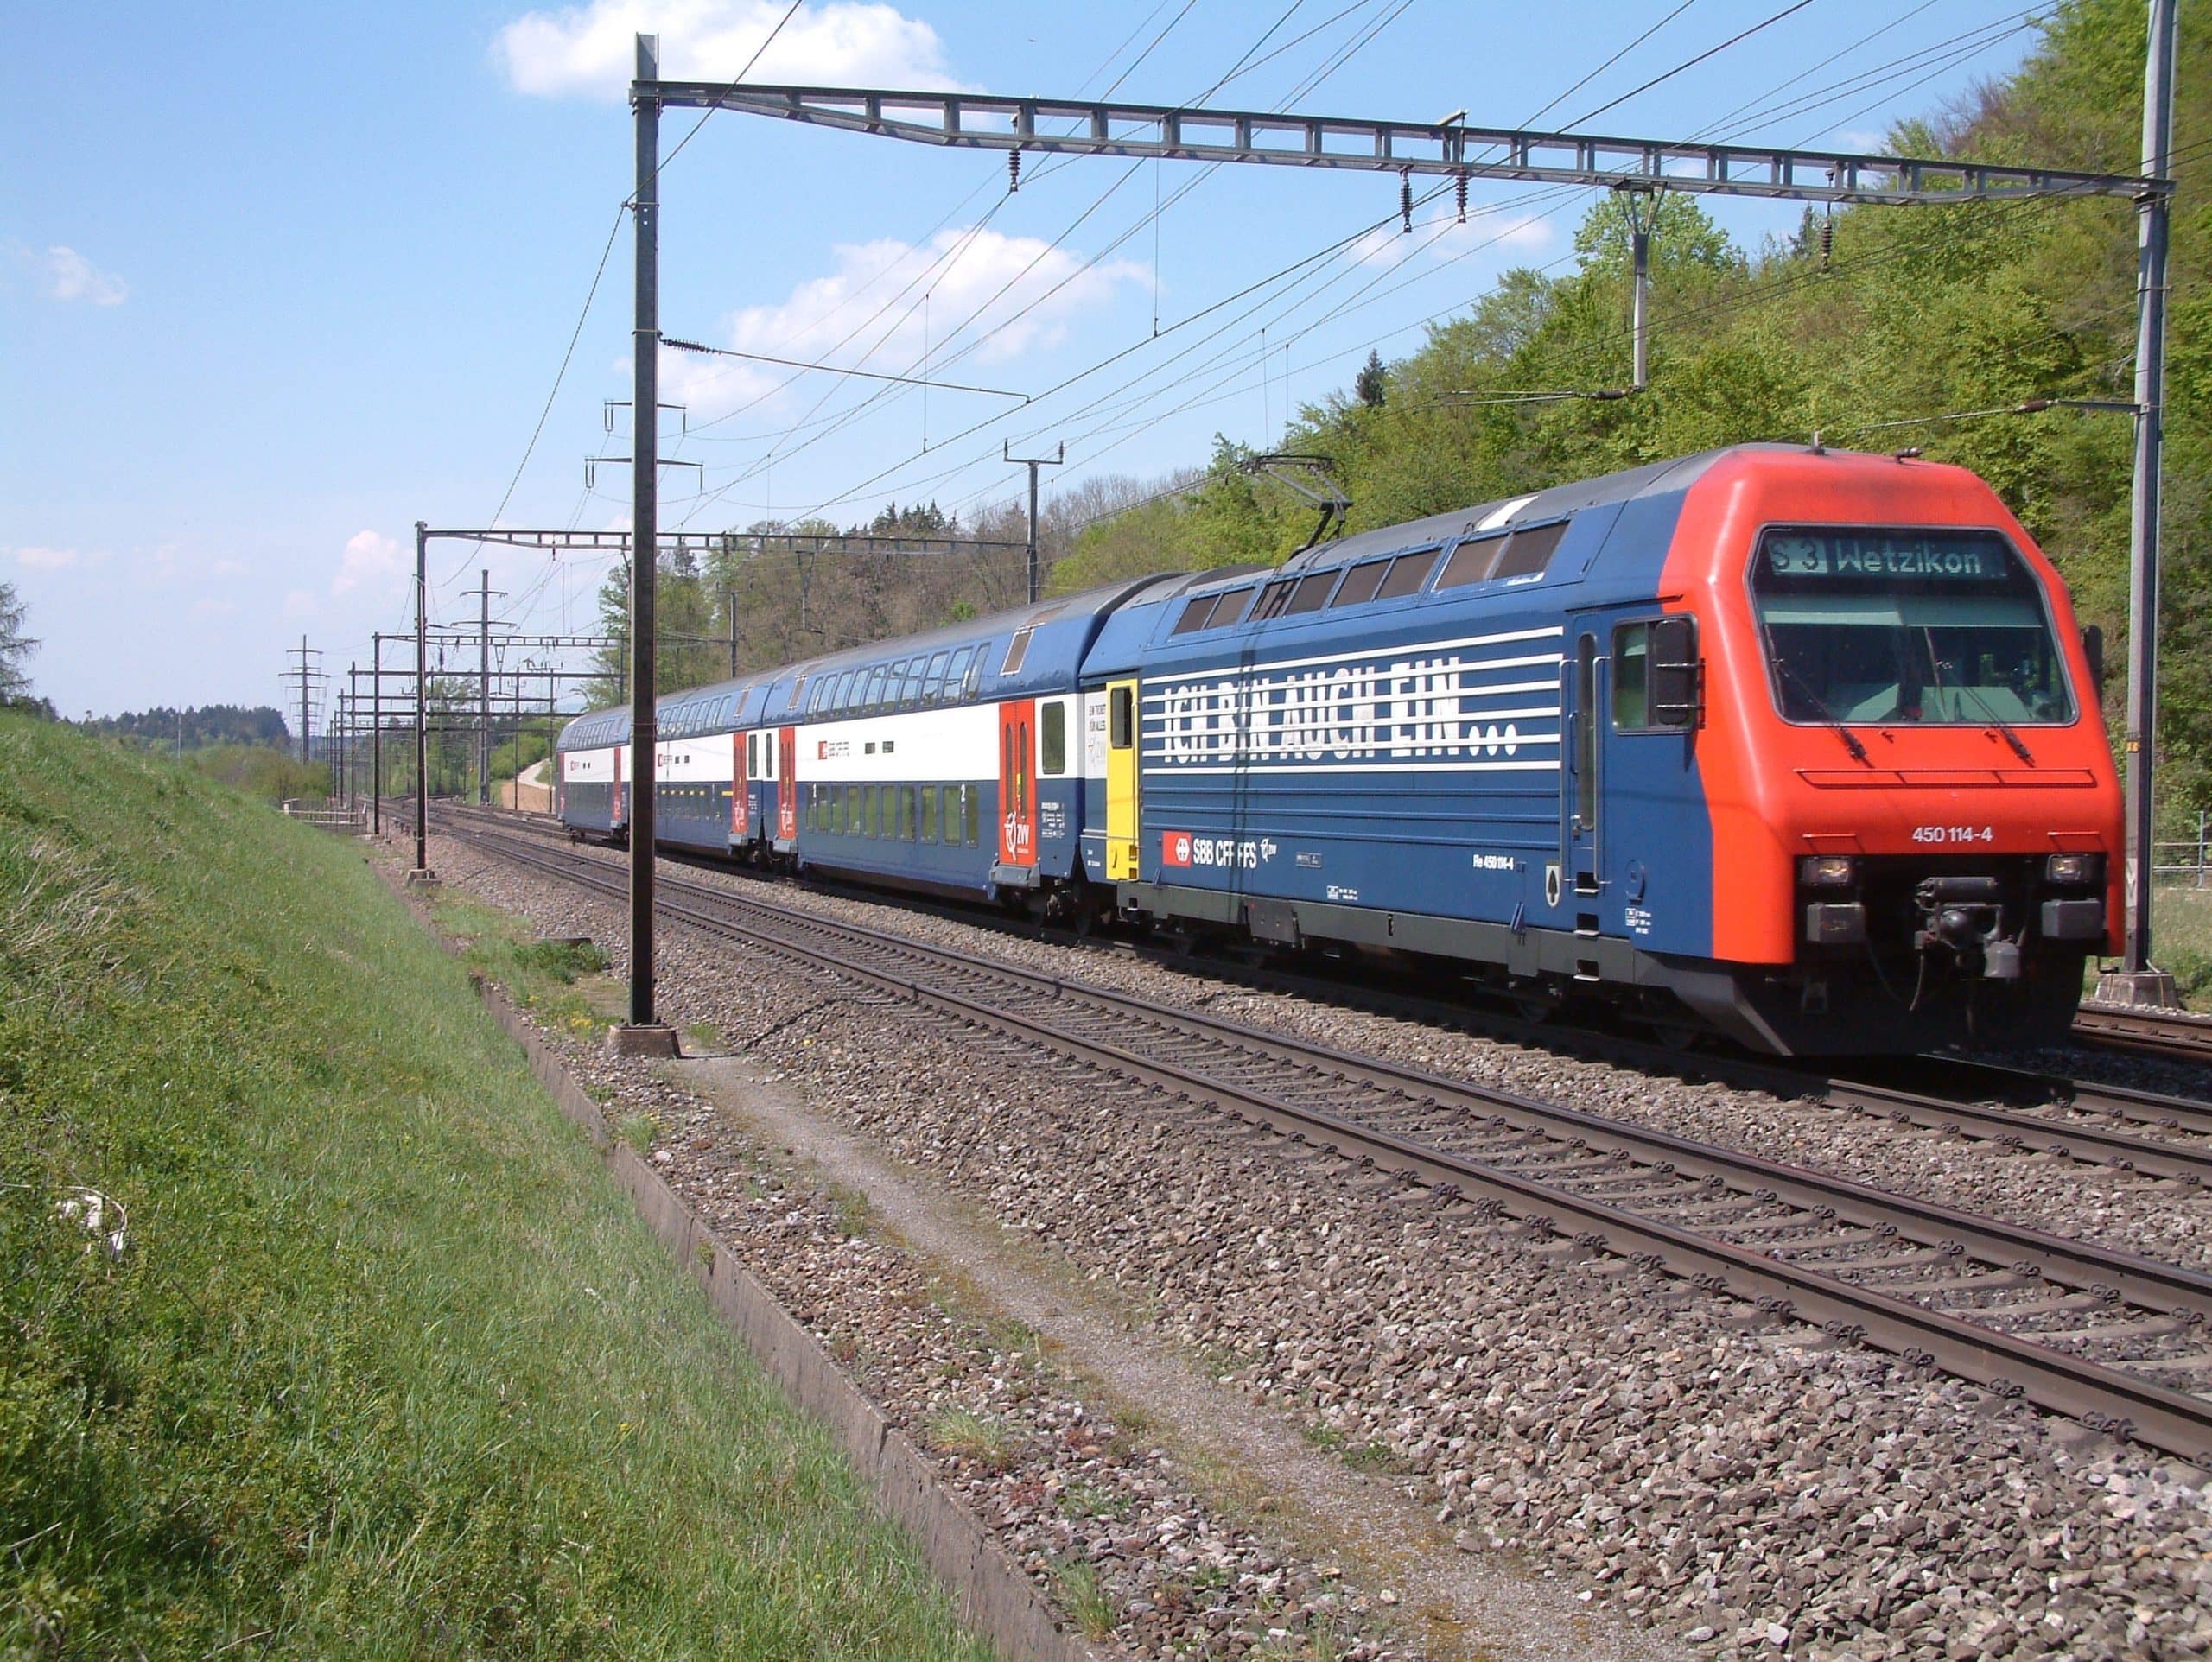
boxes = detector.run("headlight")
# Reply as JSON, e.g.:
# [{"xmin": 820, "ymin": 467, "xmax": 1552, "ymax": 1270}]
[
  {"xmin": 1798, "ymin": 855, "xmax": 1856, "ymax": 887},
  {"xmin": 2045, "ymin": 853, "xmax": 2098, "ymax": 884}
]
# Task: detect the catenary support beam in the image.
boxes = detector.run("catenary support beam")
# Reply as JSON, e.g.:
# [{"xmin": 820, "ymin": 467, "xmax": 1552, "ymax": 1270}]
[{"xmin": 663, "ymin": 85, "xmax": 2158, "ymax": 206}]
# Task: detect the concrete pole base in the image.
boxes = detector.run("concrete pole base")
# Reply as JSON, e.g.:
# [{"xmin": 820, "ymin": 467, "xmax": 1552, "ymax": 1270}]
[
  {"xmin": 404, "ymin": 868, "xmax": 442, "ymax": 889},
  {"xmin": 608, "ymin": 1024, "xmax": 679, "ymax": 1058},
  {"xmin": 2094, "ymin": 967, "xmax": 2182, "ymax": 1007}
]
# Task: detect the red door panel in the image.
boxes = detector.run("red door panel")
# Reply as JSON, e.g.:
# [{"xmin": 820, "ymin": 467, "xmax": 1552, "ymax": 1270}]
[
  {"xmin": 998, "ymin": 700, "xmax": 1036, "ymax": 867},
  {"xmin": 777, "ymin": 727, "xmax": 798, "ymax": 841}
]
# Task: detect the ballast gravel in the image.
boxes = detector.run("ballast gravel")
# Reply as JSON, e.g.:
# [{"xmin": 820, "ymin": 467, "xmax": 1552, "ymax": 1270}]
[{"xmin": 428, "ymin": 829, "xmax": 2212, "ymax": 1661}]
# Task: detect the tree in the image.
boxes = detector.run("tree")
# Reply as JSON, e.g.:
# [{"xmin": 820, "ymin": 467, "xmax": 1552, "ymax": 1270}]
[
  {"xmin": 0, "ymin": 581, "xmax": 39, "ymax": 709},
  {"xmin": 1355, "ymin": 350, "xmax": 1388, "ymax": 408}
]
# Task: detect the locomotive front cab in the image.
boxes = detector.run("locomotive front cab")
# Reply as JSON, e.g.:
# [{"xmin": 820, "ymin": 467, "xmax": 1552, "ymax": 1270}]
[{"xmin": 1674, "ymin": 453, "xmax": 2123, "ymax": 1054}]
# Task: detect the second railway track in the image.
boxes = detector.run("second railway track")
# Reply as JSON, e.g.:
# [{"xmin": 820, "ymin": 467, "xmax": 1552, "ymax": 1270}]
[{"xmin": 435, "ymin": 809, "xmax": 2212, "ymax": 1465}]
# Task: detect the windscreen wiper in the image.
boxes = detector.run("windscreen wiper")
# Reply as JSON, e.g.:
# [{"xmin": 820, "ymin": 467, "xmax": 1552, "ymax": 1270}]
[
  {"xmin": 1764, "ymin": 631, "xmax": 1870, "ymax": 763},
  {"xmin": 1948, "ymin": 676, "xmax": 2035, "ymax": 763}
]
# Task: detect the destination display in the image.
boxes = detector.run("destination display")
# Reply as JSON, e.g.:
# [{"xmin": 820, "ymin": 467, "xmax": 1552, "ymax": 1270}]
[{"xmin": 1761, "ymin": 530, "xmax": 2012, "ymax": 582}]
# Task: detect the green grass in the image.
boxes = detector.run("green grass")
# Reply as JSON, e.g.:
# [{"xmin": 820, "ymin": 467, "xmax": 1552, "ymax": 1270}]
[
  {"xmin": 1048, "ymin": 1558, "xmax": 1118, "ymax": 1640},
  {"xmin": 0, "ymin": 714, "xmax": 988, "ymax": 1660},
  {"xmin": 429, "ymin": 893, "xmax": 624, "ymax": 1040},
  {"xmin": 2150, "ymin": 885, "xmax": 2212, "ymax": 1009},
  {"xmin": 925, "ymin": 1408, "xmax": 1017, "ymax": 1472}
]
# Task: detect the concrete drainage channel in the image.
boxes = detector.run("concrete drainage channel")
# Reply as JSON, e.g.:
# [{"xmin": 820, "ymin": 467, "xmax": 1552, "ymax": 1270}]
[{"xmin": 385, "ymin": 866, "xmax": 1103, "ymax": 1662}]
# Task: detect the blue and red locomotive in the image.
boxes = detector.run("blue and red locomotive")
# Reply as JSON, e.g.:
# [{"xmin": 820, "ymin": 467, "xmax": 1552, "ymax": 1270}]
[{"xmin": 556, "ymin": 444, "xmax": 2121, "ymax": 1055}]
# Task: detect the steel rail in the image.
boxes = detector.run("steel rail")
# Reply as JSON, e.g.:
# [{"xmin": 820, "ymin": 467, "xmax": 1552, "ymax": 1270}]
[
  {"xmin": 2076, "ymin": 1005, "xmax": 2212, "ymax": 1064},
  {"xmin": 440, "ymin": 815, "xmax": 2212, "ymax": 1463}
]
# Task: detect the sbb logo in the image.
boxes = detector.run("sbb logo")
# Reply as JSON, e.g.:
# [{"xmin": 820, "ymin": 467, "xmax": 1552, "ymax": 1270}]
[{"xmin": 1163, "ymin": 831, "xmax": 1193, "ymax": 867}]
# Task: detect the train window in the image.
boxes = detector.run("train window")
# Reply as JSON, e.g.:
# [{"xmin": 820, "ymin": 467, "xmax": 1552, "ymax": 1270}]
[
  {"xmin": 787, "ymin": 674, "xmax": 809, "ymax": 712},
  {"xmin": 1436, "ymin": 535, "xmax": 1505, "ymax": 590},
  {"xmin": 1040, "ymin": 702, "xmax": 1067, "ymax": 776},
  {"xmin": 1330, "ymin": 560, "xmax": 1389, "ymax": 607},
  {"xmin": 937, "ymin": 785, "xmax": 953, "ymax": 843},
  {"xmin": 922, "ymin": 650, "xmax": 951, "ymax": 702},
  {"xmin": 1251, "ymin": 578, "xmax": 1296, "ymax": 621},
  {"xmin": 962, "ymin": 649, "xmax": 986, "ymax": 698},
  {"xmin": 1171, "ymin": 595, "xmax": 1217, "ymax": 635},
  {"xmin": 942, "ymin": 646, "xmax": 972, "ymax": 702},
  {"xmin": 1211, "ymin": 587, "xmax": 1257, "ymax": 625},
  {"xmin": 901, "ymin": 786, "xmax": 918, "ymax": 840},
  {"xmin": 857, "ymin": 666, "xmax": 882, "ymax": 711},
  {"xmin": 901, "ymin": 659, "xmax": 927, "ymax": 707},
  {"xmin": 1109, "ymin": 685, "xmax": 1135, "ymax": 749},
  {"xmin": 920, "ymin": 784, "xmax": 938, "ymax": 842},
  {"xmin": 1284, "ymin": 571, "xmax": 1336, "ymax": 613},
  {"xmin": 846, "ymin": 783, "xmax": 861, "ymax": 834},
  {"xmin": 1001, "ymin": 627, "xmax": 1035, "ymax": 675},
  {"xmin": 1495, "ymin": 519, "xmax": 1568, "ymax": 579},
  {"xmin": 963, "ymin": 783, "xmax": 982, "ymax": 847},
  {"xmin": 826, "ymin": 670, "xmax": 849, "ymax": 714},
  {"xmin": 1612, "ymin": 623, "xmax": 1650, "ymax": 728},
  {"xmin": 1376, "ymin": 549, "xmax": 1440, "ymax": 599}
]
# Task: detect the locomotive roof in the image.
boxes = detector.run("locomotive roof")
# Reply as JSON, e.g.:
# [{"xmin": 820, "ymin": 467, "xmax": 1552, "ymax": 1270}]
[{"xmin": 1262, "ymin": 446, "xmax": 1752, "ymax": 584}]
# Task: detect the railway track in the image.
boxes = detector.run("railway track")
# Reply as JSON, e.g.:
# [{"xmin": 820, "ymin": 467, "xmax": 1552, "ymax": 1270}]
[
  {"xmin": 2076, "ymin": 1002, "xmax": 2212, "ymax": 1066},
  {"xmin": 439, "ymin": 806, "xmax": 2212, "ymax": 1183},
  {"xmin": 436, "ymin": 809, "xmax": 2212, "ymax": 1467}
]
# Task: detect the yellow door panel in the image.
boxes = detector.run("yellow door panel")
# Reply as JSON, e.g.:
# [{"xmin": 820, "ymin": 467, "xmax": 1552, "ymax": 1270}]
[{"xmin": 1105, "ymin": 679, "xmax": 1140, "ymax": 881}]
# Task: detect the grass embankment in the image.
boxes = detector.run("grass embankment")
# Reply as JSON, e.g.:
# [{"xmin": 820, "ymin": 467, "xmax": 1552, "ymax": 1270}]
[{"xmin": 0, "ymin": 715, "xmax": 987, "ymax": 1660}]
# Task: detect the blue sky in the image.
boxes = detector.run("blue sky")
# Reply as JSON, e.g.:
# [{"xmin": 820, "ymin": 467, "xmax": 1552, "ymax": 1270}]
[{"xmin": 2, "ymin": 0, "xmax": 2050, "ymax": 725}]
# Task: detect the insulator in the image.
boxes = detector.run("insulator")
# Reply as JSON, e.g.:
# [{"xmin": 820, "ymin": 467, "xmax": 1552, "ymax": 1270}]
[
  {"xmin": 1008, "ymin": 149, "xmax": 1021, "ymax": 193},
  {"xmin": 1400, "ymin": 168, "xmax": 1413, "ymax": 233},
  {"xmin": 1819, "ymin": 217, "xmax": 1834, "ymax": 270},
  {"xmin": 1455, "ymin": 172, "xmax": 1468, "ymax": 225}
]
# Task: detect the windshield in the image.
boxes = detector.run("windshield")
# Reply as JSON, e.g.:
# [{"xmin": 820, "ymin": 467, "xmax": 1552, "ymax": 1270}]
[{"xmin": 1751, "ymin": 527, "xmax": 2075, "ymax": 726}]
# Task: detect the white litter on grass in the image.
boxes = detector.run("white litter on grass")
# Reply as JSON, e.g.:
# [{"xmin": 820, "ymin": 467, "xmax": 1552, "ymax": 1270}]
[{"xmin": 56, "ymin": 1187, "xmax": 128, "ymax": 1258}]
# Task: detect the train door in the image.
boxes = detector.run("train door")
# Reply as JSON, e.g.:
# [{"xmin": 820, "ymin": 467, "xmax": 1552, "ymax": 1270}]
[
  {"xmin": 730, "ymin": 733, "xmax": 747, "ymax": 840},
  {"xmin": 612, "ymin": 745, "xmax": 624, "ymax": 827},
  {"xmin": 998, "ymin": 700, "xmax": 1036, "ymax": 868},
  {"xmin": 1562, "ymin": 630, "xmax": 1605, "ymax": 914},
  {"xmin": 776, "ymin": 726, "xmax": 798, "ymax": 844},
  {"xmin": 1105, "ymin": 680, "xmax": 1140, "ymax": 880}
]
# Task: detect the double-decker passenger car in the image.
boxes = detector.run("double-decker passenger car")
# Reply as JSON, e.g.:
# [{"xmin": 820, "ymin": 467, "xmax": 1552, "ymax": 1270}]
[{"xmin": 556, "ymin": 444, "xmax": 2120, "ymax": 1055}]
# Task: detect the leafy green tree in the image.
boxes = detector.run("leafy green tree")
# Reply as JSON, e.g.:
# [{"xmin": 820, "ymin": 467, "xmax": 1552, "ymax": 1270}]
[{"xmin": 0, "ymin": 582, "xmax": 37, "ymax": 709}]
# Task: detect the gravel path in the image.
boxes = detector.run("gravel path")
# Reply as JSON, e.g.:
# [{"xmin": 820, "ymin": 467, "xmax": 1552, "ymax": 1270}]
[{"xmin": 424, "ymin": 829, "xmax": 2212, "ymax": 1661}]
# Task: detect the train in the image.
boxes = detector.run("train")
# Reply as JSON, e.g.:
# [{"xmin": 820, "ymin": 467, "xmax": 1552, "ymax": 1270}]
[{"xmin": 555, "ymin": 443, "xmax": 2123, "ymax": 1056}]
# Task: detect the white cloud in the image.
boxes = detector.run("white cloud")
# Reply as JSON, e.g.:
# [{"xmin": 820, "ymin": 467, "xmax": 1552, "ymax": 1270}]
[
  {"xmin": 493, "ymin": 0, "xmax": 959, "ymax": 100},
  {"xmin": 283, "ymin": 589, "xmax": 319, "ymax": 621},
  {"xmin": 1351, "ymin": 210, "xmax": 1554, "ymax": 269},
  {"xmin": 659, "ymin": 225, "xmax": 1147, "ymax": 418},
  {"xmin": 12, "ymin": 545, "xmax": 81, "ymax": 568},
  {"xmin": 334, "ymin": 530, "xmax": 403, "ymax": 594},
  {"xmin": 22, "ymin": 246, "xmax": 128, "ymax": 306},
  {"xmin": 211, "ymin": 556, "xmax": 249, "ymax": 577},
  {"xmin": 192, "ymin": 598, "xmax": 238, "ymax": 618}
]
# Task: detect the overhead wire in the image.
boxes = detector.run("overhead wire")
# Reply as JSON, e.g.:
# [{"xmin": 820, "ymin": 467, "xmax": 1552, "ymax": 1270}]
[
  {"xmin": 865, "ymin": 0, "xmax": 1817, "ymax": 524},
  {"xmin": 671, "ymin": 0, "xmax": 1415, "ymax": 527}
]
